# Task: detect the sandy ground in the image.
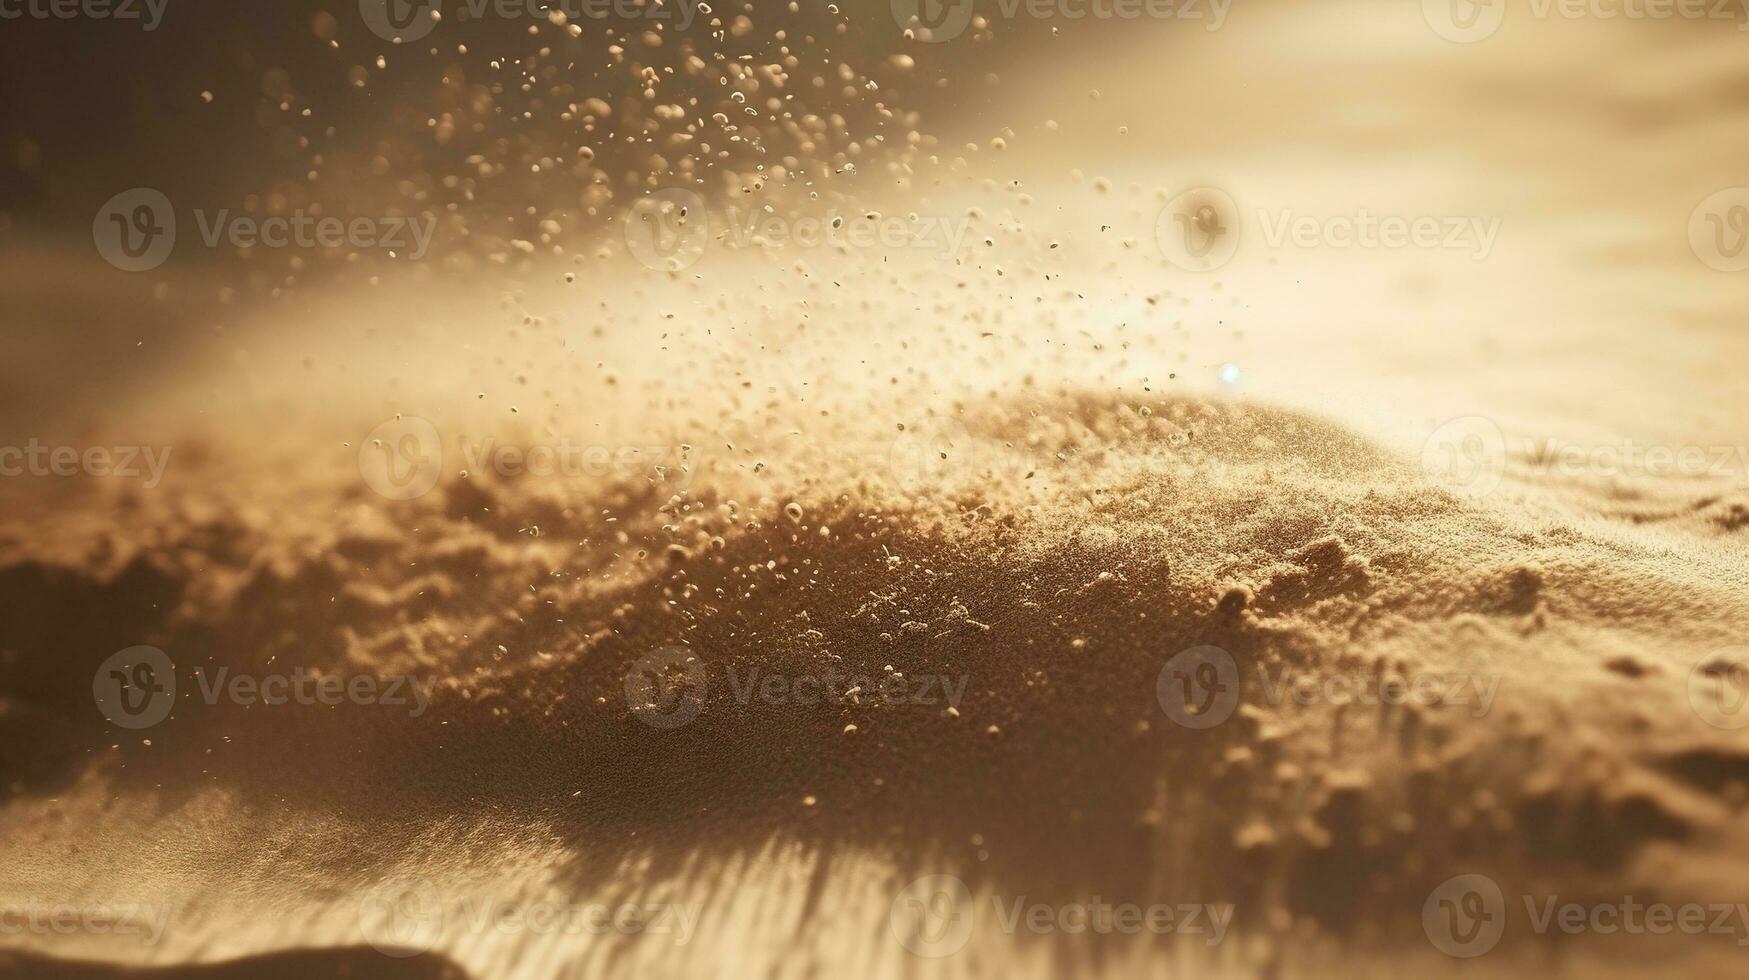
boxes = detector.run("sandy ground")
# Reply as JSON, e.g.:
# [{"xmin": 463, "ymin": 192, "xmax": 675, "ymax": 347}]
[{"xmin": 3, "ymin": 2, "xmax": 1749, "ymax": 978}]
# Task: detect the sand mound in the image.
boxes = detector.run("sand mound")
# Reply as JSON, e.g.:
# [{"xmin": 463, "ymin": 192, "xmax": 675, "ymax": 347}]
[{"xmin": 5, "ymin": 392, "xmax": 1747, "ymax": 977}]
